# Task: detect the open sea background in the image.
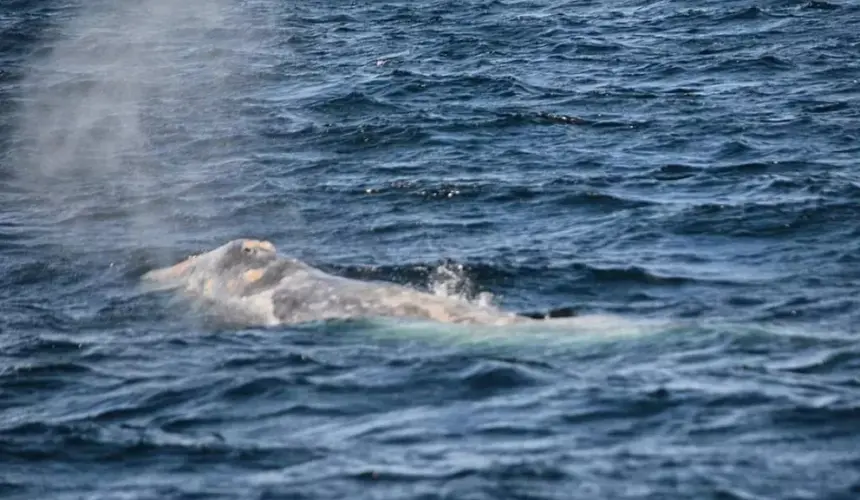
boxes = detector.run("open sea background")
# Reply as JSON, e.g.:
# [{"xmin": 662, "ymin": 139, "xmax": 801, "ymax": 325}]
[{"xmin": 2, "ymin": 0, "xmax": 860, "ymax": 498}]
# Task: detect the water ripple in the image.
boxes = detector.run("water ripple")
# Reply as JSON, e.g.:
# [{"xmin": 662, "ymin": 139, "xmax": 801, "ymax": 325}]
[{"xmin": 2, "ymin": 0, "xmax": 860, "ymax": 498}]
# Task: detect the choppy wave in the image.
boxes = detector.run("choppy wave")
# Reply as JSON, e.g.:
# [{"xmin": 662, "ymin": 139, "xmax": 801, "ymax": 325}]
[{"xmin": 2, "ymin": 0, "xmax": 860, "ymax": 498}]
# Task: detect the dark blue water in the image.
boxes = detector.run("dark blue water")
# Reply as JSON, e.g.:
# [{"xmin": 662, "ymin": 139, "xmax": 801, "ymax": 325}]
[{"xmin": 2, "ymin": 0, "xmax": 860, "ymax": 498}]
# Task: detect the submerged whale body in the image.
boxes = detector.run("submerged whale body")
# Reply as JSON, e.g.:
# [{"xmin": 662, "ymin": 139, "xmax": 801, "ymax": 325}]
[{"xmin": 141, "ymin": 238, "xmax": 567, "ymax": 327}]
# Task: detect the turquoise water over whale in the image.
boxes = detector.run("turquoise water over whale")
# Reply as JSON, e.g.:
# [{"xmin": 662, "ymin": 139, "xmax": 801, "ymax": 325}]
[{"xmin": 2, "ymin": 0, "xmax": 860, "ymax": 498}]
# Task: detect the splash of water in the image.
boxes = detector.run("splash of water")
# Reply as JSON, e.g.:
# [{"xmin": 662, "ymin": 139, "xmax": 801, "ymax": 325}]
[{"xmin": 428, "ymin": 260, "xmax": 497, "ymax": 308}]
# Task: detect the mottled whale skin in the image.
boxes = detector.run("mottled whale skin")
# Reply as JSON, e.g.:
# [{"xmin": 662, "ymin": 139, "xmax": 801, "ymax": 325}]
[{"xmin": 141, "ymin": 238, "xmax": 541, "ymax": 327}]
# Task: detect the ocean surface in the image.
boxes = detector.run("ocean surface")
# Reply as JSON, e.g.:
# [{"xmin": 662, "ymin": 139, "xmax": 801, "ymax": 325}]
[{"xmin": 2, "ymin": 0, "xmax": 860, "ymax": 498}]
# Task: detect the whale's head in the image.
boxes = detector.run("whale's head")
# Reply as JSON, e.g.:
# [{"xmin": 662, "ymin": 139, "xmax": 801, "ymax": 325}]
[{"xmin": 141, "ymin": 238, "xmax": 280, "ymax": 298}]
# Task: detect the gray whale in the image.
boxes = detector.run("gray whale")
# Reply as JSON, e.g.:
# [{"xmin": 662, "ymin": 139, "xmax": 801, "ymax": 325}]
[{"xmin": 141, "ymin": 238, "xmax": 548, "ymax": 327}]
